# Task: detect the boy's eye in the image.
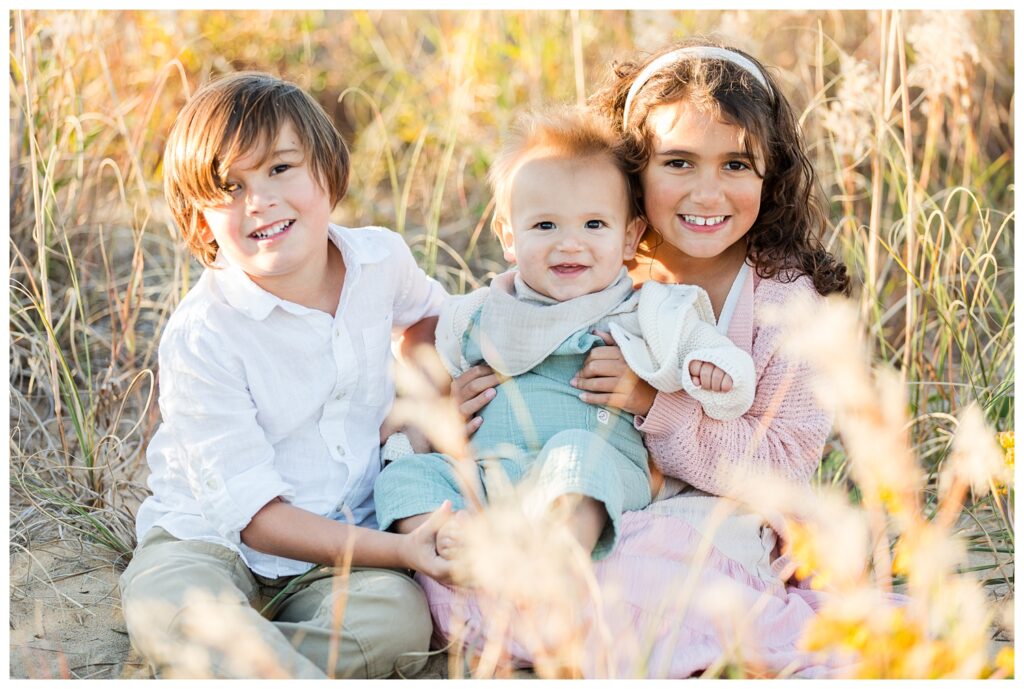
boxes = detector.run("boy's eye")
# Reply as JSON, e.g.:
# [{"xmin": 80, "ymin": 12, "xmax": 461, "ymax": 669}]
[
  {"xmin": 534, "ymin": 221, "xmax": 556, "ymax": 230},
  {"xmin": 585, "ymin": 219, "xmax": 606, "ymax": 229}
]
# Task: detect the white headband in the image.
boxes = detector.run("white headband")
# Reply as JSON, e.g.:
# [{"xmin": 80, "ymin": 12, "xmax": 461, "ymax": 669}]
[{"xmin": 622, "ymin": 46, "xmax": 774, "ymax": 129}]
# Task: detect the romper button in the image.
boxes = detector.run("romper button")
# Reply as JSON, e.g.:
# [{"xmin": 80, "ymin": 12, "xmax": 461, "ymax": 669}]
[{"xmin": 596, "ymin": 409, "xmax": 611, "ymax": 424}]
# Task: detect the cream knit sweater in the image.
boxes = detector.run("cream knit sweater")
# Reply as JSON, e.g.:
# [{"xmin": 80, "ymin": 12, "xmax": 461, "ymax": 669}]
[{"xmin": 636, "ymin": 273, "xmax": 832, "ymax": 497}]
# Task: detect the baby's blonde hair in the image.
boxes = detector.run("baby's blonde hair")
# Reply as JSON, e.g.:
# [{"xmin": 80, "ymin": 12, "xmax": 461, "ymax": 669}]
[
  {"xmin": 163, "ymin": 72, "xmax": 350, "ymax": 266},
  {"xmin": 488, "ymin": 106, "xmax": 636, "ymax": 236}
]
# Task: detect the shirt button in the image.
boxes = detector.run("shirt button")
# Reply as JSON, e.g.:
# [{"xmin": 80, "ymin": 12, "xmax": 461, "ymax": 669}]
[
  {"xmin": 336, "ymin": 445, "xmax": 346, "ymax": 456},
  {"xmin": 205, "ymin": 478, "xmax": 218, "ymax": 489}
]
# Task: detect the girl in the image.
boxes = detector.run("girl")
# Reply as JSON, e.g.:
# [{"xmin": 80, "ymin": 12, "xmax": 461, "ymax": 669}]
[{"xmin": 440, "ymin": 41, "xmax": 850, "ymax": 678}]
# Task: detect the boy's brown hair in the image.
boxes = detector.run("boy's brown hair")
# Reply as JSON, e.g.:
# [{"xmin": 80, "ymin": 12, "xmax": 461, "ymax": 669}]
[
  {"xmin": 163, "ymin": 72, "xmax": 350, "ymax": 266},
  {"xmin": 488, "ymin": 106, "xmax": 637, "ymax": 237}
]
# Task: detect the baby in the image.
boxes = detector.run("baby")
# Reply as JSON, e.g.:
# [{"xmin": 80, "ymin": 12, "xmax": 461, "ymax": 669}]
[{"xmin": 374, "ymin": 107, "xmax": 754, "ymax": 564}]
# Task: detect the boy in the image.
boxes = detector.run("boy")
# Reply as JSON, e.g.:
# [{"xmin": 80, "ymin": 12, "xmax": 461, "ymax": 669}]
[
  {"xmin": 119, "ymin": 72, "xmax": 451, "ymax": 679},
  {"xmin": 374, "ymin": 107, "xmax": 755, "ymax": 566}
]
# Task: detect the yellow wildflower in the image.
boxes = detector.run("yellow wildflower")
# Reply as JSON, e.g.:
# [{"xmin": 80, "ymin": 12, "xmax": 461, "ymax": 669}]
[
  {"xmin": 782, "ymin": 520, "xmax": 824, "ymax": 588},
  {"xmin": 997, "ymin": 431, "xmax": 1014, "ymax": 468},
  {"xmin": 995, "ymin": 430, "xmax": 1014, "ymax": 493},
  {"xmin": 995, "ymin": 646, "xmax": 1014, "ymax": 678},
  {"xmin": 891, "ymin": 535, "xmax": 910, "ymax": 577}
]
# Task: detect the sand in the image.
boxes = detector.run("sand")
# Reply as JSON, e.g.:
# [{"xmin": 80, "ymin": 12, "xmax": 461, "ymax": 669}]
[
  {"xmin": 8, "ymin": 524, "xmax": 1011, "ymax": 679},
  {"xmin": 9, "ymin": 543, "xmax": 144, "ymax": 679},
  {"xmin": 8, "ymin": 539, "xmax": 454, "ymax": 679}
]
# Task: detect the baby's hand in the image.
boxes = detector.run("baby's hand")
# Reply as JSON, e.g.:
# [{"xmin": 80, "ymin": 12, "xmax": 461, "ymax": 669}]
[
  {"xmin": 436, "ymin": 510, "xmax": 470, "ymax": 560},
  {"xmin": 688, "ymin": 360, "xmax": 734, "ymax": 393}
]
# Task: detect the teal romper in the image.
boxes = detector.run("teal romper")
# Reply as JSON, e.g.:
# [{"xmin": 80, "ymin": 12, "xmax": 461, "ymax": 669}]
[{"xmin": 374, "ymin": 308, "xmax": 651, "ymax": 559}]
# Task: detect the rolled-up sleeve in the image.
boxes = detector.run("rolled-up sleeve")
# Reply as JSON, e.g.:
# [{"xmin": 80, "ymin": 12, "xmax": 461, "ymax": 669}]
[
  {"xmin": 159, "ymin": 323, "xmax": 294, "ymax": 543},
  {"xmin": 387, "ymin": 231, "xmax": 447, "ymax": 327}
]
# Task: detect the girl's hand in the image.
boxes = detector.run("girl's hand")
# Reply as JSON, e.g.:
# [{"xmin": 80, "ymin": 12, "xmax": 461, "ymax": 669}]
[
  {"xmin": 451, "ymin": 365, "xmax": 499, "ymax": 436},
  {"xmin": 403, "ymin": 501, "xmax": 454, "ymax": 584},
  {"xmin": 572, "ymin": 330, "xmax": 657, "ymax": 417}
]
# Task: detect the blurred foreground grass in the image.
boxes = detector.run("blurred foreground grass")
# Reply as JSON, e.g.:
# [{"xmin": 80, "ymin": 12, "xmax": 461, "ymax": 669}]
[{"xmin": 8, "ymin": 9, "xmax": 1014, "ymax": 678}]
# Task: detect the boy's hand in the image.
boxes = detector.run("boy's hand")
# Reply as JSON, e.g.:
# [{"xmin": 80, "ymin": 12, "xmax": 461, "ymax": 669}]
[
  {"xmin": 688, "ymin": 360, "xmax": 734, "ymax": 392},
  {"xmin": 435, "ymin": 510, "xmax": 470, "ymax": 560},
  {"xmin": 451, "ymin": 365, "xmax": 500, "ymax": 436},
  {"xmin": 403, "ymin": 501, "xmax": 454, "ymax": 584},
  {"xmin": 397, "ymin": 316, "xmax": 440, "ymax": 363},
  {"xmin": 572, "ymin": 331, "xmax": 657, "ymax": 417}
]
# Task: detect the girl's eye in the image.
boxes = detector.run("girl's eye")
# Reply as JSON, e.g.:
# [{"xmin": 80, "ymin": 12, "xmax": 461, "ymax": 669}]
[
  {"xmin": 725, "ymin": 160, "xmax": 751, "ymax": 171},
  {"xmin": 666, "ymin": 159, "xmax": 692, "ymax": 169},
  {"xmin": 534, "ymin": 221, "xmax": 556, "ymax": 230},
  {"xmin": 585, "ymin": 219, "xmax": 606, "ymax": 229},
  {"xmin": 270, "ymin": 164, "xmax": 291, "ymax": 175},
  {"xmin": 218, "ymin": 181, "xmax": 240, "ymax": 195}
]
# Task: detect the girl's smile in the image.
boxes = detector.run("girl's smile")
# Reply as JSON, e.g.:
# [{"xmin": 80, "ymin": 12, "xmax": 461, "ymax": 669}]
[{"xmin": 678, "ymin": 214, "xmax": 729, "ymax": 232}]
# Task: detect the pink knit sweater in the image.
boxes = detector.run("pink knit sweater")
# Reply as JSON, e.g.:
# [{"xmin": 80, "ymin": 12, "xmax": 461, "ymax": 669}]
[{"xmin": 635, "ymin": 272, "xmax": 831, "ymax": 494}]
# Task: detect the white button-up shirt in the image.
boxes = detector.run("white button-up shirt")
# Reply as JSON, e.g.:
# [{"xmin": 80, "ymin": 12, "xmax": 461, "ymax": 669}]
[{"xmin": 136, "ymin": 224, "xmax": 446, "ymax": 578}]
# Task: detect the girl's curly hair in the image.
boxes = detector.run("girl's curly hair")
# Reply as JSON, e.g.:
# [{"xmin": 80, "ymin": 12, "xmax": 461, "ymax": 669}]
[{"xmin": 590, "ymin": 40, "xmax": 850, "ymax": 297}]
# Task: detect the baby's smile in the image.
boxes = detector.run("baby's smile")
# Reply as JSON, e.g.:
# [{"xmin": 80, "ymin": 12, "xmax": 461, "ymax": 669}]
[{"xmin": 550, "ymin": 263, "xmax": 589, "ymax": 276}]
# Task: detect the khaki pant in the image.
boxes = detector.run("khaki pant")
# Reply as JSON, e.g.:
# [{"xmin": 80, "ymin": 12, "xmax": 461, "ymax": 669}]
[{"xmin": 119, "ymin": 528, "xmax": 432, "ymax": 679}]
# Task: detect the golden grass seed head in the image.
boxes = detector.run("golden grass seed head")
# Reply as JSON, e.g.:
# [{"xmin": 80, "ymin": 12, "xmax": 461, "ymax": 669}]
[
  {"xmin": 906, "ymin": 12, "xmax": 980, "ymax": 109},
  {"xmin": 941, "ymin": 402, "xmax": 1009, "ymax": 497},
  {"xmin": 821, "ymin": 54, "xmax": 878, "ymax": 164}
]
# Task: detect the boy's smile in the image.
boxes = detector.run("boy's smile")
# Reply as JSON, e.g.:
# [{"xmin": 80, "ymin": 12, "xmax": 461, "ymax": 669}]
[
  {"xmin": 200, "ymin": 120, "xmax": 337, "ymax": 305},
  {"xmin": 500, "ymin": 153, "xmax": 640, "ymax": 302},
  {"xmin": 249, "ymin": 218, "xmax": 296, "ymax": 241}
]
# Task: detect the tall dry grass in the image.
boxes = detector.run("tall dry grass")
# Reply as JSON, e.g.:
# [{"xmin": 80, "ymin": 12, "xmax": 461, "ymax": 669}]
[{"xmin": 8, "ymin": 9, "xmax": 1013, "ymax": 679}]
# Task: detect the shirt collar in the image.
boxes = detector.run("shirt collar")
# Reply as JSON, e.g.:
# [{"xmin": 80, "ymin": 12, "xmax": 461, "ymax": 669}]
[{"xmin": 211, "ymin": 224, "xmax": 391, "ymax": 321}]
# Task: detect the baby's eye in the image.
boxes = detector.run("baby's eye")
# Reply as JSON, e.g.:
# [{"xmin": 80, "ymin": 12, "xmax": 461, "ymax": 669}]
[
  {"xmin": 534, "ymin": 221, "xmax": 556, "ymax": 230},
  {"xmin": 585, "ymin": 219, "xmax": 607, "ymax": 229}
]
